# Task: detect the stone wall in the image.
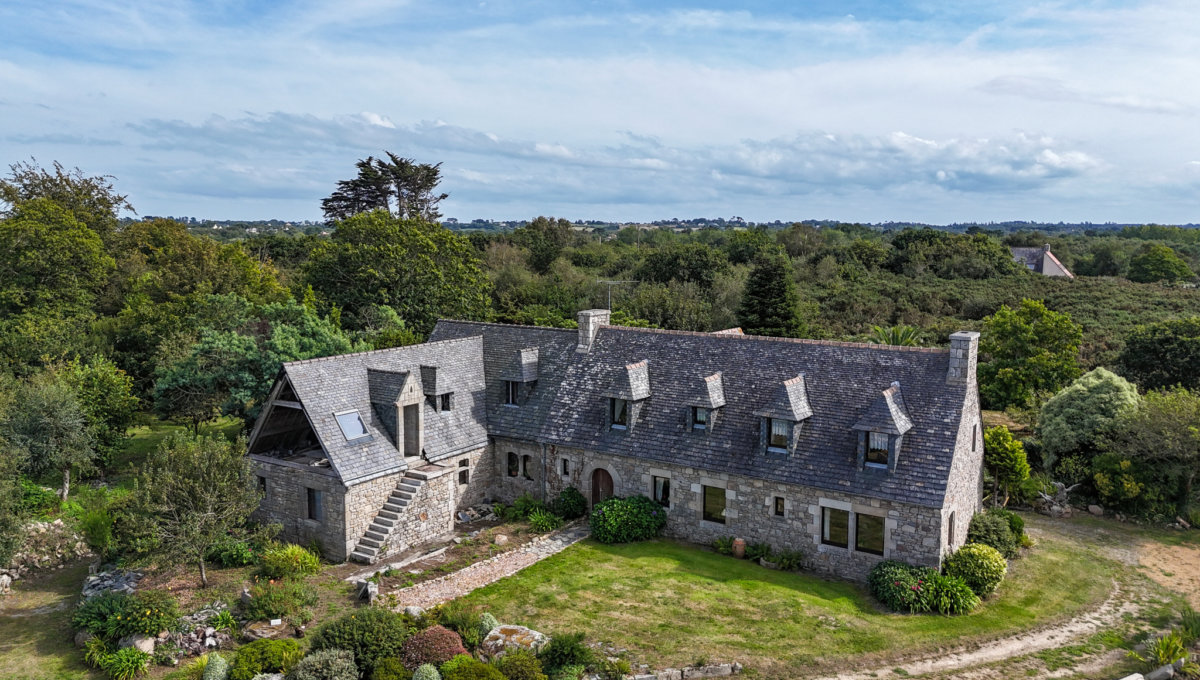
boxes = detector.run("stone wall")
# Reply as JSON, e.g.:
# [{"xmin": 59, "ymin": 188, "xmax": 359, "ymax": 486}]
[
  {"xmin": 448, "ymin": 447, "xmax": 496, "ymax": 511},
  {"xmin": 941, "ymin": 346, "xmax": 984, "ymax": 558},
  {"xmin": 492, "ymin": 438, "xmax": 549, "ymax": 504},
  {"xmin": 251, "ymin": 456, "xmax": 347, "ymax": 561},
  {"xmin": 344, "ymin": 471, "xmax": 402, "ymax": 559},
  {"xmin": 380, "ymin": 465, "xmax": 457, "ymax": 559}
]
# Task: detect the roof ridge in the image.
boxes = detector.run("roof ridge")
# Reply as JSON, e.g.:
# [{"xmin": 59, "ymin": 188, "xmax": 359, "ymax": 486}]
[
  {"xmin": 600, "ymin": 325, "xmax": 949, "ymax": 353},
  {"xmin": 436, "ymin": 319, "xmax": 578, "ymax": 333},
  {"xmin": 283, "ymin": 334, "xmax": 481, "ymax": 368}
]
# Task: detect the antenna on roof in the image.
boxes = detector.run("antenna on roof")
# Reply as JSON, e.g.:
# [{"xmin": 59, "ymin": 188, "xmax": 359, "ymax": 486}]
[{"xmin": 596, "ymin": 280, "xmax": 637, "ymax": 310}]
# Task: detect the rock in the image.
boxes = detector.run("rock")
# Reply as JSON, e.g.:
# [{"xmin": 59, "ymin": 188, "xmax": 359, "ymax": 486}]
[
  {"xmin": 1146, "ymin": 664, "xmax": 1175, "ymax": 680},
  {"xmin": 1115, "ymin": 674, "xmax": 1145, "ymax": 680},
  {"xmin": 251, "ymin": 674, "xmax": 284, "ymax": 680},
  {"xmin": 656, "ymin": 671, "xmax": 683, "ymax": 680},
  {"xmin": 452, "ymin": 537, "xmax": 463, "ymax": 544},
  {"xmin": 732, "ymin": 662, "xmax": 743, "ymax": 674},
  {"xmin": 242, "ymin": 620, "xmax": 294, "ymax": 641},
  {"xmin": 404, "ymin": 605, "xmax": 425, "ymax": 618},
  {"xmin": 205, "ymin": 627, "xmax": 216, "ymax": 637},
  {"xmin": 74, "ymin": 630, "xmax": 95, "ymax": 649},
  {"xmin": 240, "ymin": 588, "xmax": 253, "ymax": 605},
  {"xmin": 1178, "ymin": 516, "xmax": 1192, "ymax": 530},
  {"xmin": 683, "ymin": 665, "xmax": 733, "ymax": 678},
  {"xmin": 1088, "ymin": 505, "xmax": 1104, "ymax": 516},
  {"xmin": 494, "ymin": 534, "xmax": 509, "ymax": 546},
  {"xmin": 118, "ymin": 633, "xmax": 156, "ymax": 654},
  {"xmin": 81, "ymin": 569, "xmax": 142, "ymax": 599},
  {"xmin": 457, "ymin": 511, "xmax": 472, "ymax": 523},
  {"xmin": 157, "ymin": 630, "xmax": 170, "ymax": 640},
  {"xmin": 0, "ymin": 573, "xmax": 11, "ymax": 595},
  {"xmin": 479, "ymin": 625, "xmax": 549, "ymax": 659},
  {"xmin": 355, "ymin": 579, "xmax": 378, "ymax": 602}
]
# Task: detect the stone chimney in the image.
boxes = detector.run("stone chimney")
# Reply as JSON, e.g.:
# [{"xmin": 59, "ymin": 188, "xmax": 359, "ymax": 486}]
[
  {"xmin": 576, "ymin": 309, "xmax": 611, "ymax": 353},
  {"xmin": 1043, "ymin": 244, "xmax": 1052, "ymax": 252},
  {"xmin": 947, "ymin": 331, "xmax": 980, "ymax": 385}
]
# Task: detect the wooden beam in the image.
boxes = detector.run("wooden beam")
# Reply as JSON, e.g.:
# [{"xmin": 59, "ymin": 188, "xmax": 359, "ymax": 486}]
[{"xmin": 274, "ymin": 400, "xmax": 303, "ymax": 409}]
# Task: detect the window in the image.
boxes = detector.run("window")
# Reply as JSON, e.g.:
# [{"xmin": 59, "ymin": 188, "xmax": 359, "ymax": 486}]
[
  {"xmin": 306, "ymin": 488, "xmax": 324, "ymax": 522},
  {"xmin": 610, "ymin": 398, "xmax": 628, "ymax": 429},
  {"xmin": 561, "ymin": 458, "xmax": 570, "ymax": 476},
  {"xmin": 768, "ymin": 418, "xmax": 790, "ymax": 451},
  {"xmin": 504, "ymin": 381, "xmax": 519, "ymax": 406},
  {"xmin": 856, "ymin": 514, "xmax": 885, "ymax": 555},
  {"xmin": 257, "ymin": 475, "xmax": 268, "ymax": 498},
  {"xmin": 692, "ymin": 407, "xmax": 708, "ymax": 430},
  {"xmin": 522, "ymin": 454, "xmax": 534, "ymax": 480},
  {"xmin": 773, "ymin": 496, "xmax": 785, "ymax": 517},
  {"xmin": 507, "ymin": 452, "xmax": 519, "ymax": 477},
  {"xmin": 702, "ymin": 485, "xmax": 726, "ymax": 524},
  {"xmin": 441, "ymin": 393, "xmax": 453, "ymax": 411},
  {"xmin": 866, "ymin": 432, "xmax": 889, "ymax": 468},
  {"xmin": 822, "ymin": 507, "xmax": 849, "ymax": 548},
  {"xmin": 458, "ymin": 459, "xmax": 469, "ymax": 485},
  {"xmin": 948, "ymin": 511, "xmax": 956, "ymax": 548},
  {"xmin": 334, "ymin": 410, "xmax": 369, "ymax": 441},
  {"xmin": 653, "ymin": 476, "xmax": 670, "ymax": 507},
  {"xmin": 973, "ymin": 424, "xmax": 979, "ymax": 452}
]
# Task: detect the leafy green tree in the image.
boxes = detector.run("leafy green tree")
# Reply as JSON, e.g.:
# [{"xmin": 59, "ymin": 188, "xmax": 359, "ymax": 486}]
[
  {"xmin": 983, "ymin": 426, "xmax": 1030, "ymax": 507},
  {"xmin": 636, "ymin": 242, "xmax": 730, "ymax": 290},
  {"xmin": 1118, "ymin": 317, "xmax": 1200, "ymax": 391},
  {"xmin": 58, "ymin": 358, "xmax": 139, "ymax": 468},
  {"xmin": 978, "ymin": 299, "xmax": 1082, "ymax": 409},
  {"xmin": 1127, "ymin": 244, "xmax": 1194, "ymax": 283},
  {"xmin": 3, "ymin": 378, "xmax": 96, "ymax": 500},
  {"xmin": 848, "ymin": 239, "xmax": 891, "ymax": 270},
  {"xmin": 0, "ymin": 378, "xmax": 24, "ymax": 564},
  {"xmin": 737, "ymin": 250, "xmax": 804, "ymax": 337},
  {"xmin": 321, "ymin": 152, "xmax": 448, "ymax": 222},
  {"xmin": 776, "ymin": 223, "xmax": 823, "ymax": 259},
  {"xmin": 870, "ymin": 325, "xmax": 920, "ymax": 346},
  {"xmin": 888, "ymin": 229, "xmax": 1019, "ymax": 279},
  {"xmin": 1039, "ymin": 368, "xmax": 1140, "ymax": 470},
  {"xmin": 1105, "ymin": 388, "xmax": 1200, "ymax": 515},
  {"xmin": 0, "ymin": 159, "xmax": 131, "ymax": 243},
  {"xmin": 304, "ymin": 211, "xmax": 491, "ymax": 333},
  {"xmin": 133, "ymin": 433, "xmax": 262, "ymax": 586},
  {"xmin": 724, "ymin": 228, "xmax": 774, "ymax": 265},
  {"xmin": 513, "ymin": 216, "xmax": 573, "ymax": 274}
]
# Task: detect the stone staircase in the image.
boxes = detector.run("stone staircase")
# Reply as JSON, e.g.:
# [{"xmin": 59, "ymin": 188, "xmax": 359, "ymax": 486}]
[{"xmin": 349, "ymin": 466, "xmax": 436, "ymax": 564}]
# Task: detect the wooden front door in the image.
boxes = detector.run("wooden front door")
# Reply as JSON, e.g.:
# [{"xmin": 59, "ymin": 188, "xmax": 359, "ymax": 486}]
[{"xmin": 591, "ymin": 468, "xmax": 614, "ymax": 506}]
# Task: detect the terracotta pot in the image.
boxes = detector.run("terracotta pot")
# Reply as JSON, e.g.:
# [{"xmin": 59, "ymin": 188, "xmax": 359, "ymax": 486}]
[{"xmin": 732, "ymin": 538, "xmax": 746, "ymax": 559}]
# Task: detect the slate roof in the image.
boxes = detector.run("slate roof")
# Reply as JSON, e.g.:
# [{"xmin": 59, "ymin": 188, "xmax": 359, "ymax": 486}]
[
  {"xmin": 278, "ymin": 336, "xmax": 489, "ymax": 484},
  {"xmin": 1011, "ymin": 245, "xmax": 1075, "ymax": 278},
  {"xmin": 853, "ymin": 382, "xmax": 914, "ymax": 435},
  {"xmin": 754, "ymin": 374, "xmax": 814, "ymax": 421},
  {"xmin": 605, "ymin": 360, "xmax": 652, "ymax": 401},
  {"xmin": 687, "ymin": 372, "xmax": 726, "ymax": 409}
]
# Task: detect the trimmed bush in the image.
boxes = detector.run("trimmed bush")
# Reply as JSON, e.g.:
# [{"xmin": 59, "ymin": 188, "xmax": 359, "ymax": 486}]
[
  {"xmin": 552, "ymin": 487, "xmax": 587, "ymax": 520},
  {"xmin": 240, "ymin": 579, "xmax": 318, "ymax": 624},
  {"xmin": 537, "ymin": 632, "xmax": 593, "ymax": 674},
  {"xmin": 371, "ymin": 658, "xmax": 412, "ymax": 680},
  {"xmin": 413, "ymin": 664, "xmax": 442, "ymax": 680},
  {"xmin": 493, "ymin": 649, "xmax": 547, "ymax": 680},
  {"xmin": 101, "ymin": 647, "xmax": 151, "ymax": 680},
  {"xmin": 259, "ymin": 543, "xmax": 321, "ymax": 579},
  {"xmin": 400, "ymin": 625, "xmax": 467, "ymax": 670},
  {"xmin": 285, "ymin": 649, "xmax": 358, "ymax": 680},
  {"xmin": 944, "ymin": 543, "xmax": 1008, "ymax": 598},
  {"xmin": 589, "ymin": 496, "xmax": 666, "ymax": 544},
  {"xmin": 868, "ymin": 560, "xmax": 933, "ymax": 613},
  {"xmin": 477, "ymin": 613, "xmax": 499, "ymax": 640},
  {"xmin": 987, "ymin": 507, "xmax": 1025, "ymax": 540},
  {"xmin": 201, "ymin": 653, "xmax": 229, "ymax": 680},
  {"xmin": 439, "ymin": 655, "xmax": 475, "ymax": 676},
  {"xmin": 439, "ymin": 657, "xmax": 503, "ymax": 680},
  {"xmin": 229, "ymin": 638, "xmax": 301, "ymax": 680},
  {"xmin": 309, "ymin": 607, "xmax": 414, "ymax": 674},
  {"xmin": 967, "ymin": 511, "xmax": 1018, "ymax": 559},
  {"xmin": 924, "ymin": 573, "xmax": 980, "ymax": 616}
]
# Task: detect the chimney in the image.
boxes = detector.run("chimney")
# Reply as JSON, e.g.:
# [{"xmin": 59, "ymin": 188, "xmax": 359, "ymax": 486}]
[
  {"xmin": 576, "ymin": 309, "xmax": 611, "ymax": 353},
  {"xmin": 947, "ymin": 331, "xmax": 980, "ymax": 385},
  {"xmin": 1043, "ymin": 244, "xmax": 1051, "ymax": 252}
]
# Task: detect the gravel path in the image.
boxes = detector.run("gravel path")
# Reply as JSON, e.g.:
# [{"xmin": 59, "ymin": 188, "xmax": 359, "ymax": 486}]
[{"xmin": 387, "ymin": 523, "xmax": 589, "ymax": 610}]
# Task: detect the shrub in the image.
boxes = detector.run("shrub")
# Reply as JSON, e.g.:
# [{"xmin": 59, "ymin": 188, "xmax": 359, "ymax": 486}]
[
  {"xmin": 435, "ymin": 603, "xmax": 482, "ymax": 650},
  {"xmin": 745, "ymin": 542, "xmax": 771, "ymax": 561},
  {"xmin": 177, "ymin": 654, "xmax": 211, "ymax": 680},
  {"xmin": 528, "ymin": 508, "xmax": 563, "ymax": 533},
  {"xmin": 1180, "ymin": 608, "xmax": 1200, "ymax": 646},
  {"xmin": 537, "ymin": 632, "xmax": 593, "ymax": 674},
  {"xmin": 987, "ymin": 507, "xmax": 1025, "ymax": 540},
  {"xmin": 552, "ymin": 487, "xmax": 587, "ymax": 520},
  {"xmin": 400, "ymin": 625, "xmax": 467, "ymax": 669},
  {"xmin": 589, "ymin": 495, "xmax": 666, "ymax": 544},
  {"xmin": 493, "ymin": 649, "xmax": 547, "ymax": 680},
  {"xmin": 19, "ymin": 478, "xmax": 59, "ymax": 515},
  {"xmin": 478, "ymin": 612, "xmax": 499, "ymax": 640},
  {"xmin": 74, "ymin": 591, "xmax": 132, "ymax": 640},
  {"xmin": 84, "ymin": 636, "xmax": 110, "ymax": 668},
  {"xmin": 372, "ymin": 658, "xmax": 413, "ymax": 680},
  {"xmin": 1128, "ymin": 631, "xmax": 1199, "ymax": 675},
  {"xmin": 944, "ymin": 543, "xmax": 1008, "ymax": 598},
  {"xmin": 414, "ymin": 664, "xmax": 443, "ymax": 680},
  {"xmin": 285, "ymin": 649, "xmax": 358, "ymax": 680},
  {"xmin": 967, "ymin": 511, "xmax": 1018, "ymax": 559},
  {"xmin": 772, "ymin": 549, "xmax": 804, "ymax": 571},
  {"xmin": 101, "ymin": 647, "xmax": 152, "ymax": 680},
  {"xmin": 206, "ymin": 537, "xmax": 258, "ymax": 568},
  {"xmin": 229, "ymin": 638, "xmax": 302, "ymax": 680},
  {"xmin": 924, "ymin": 573, "xmax": 980, "ymax": 616},
  {"xmin": 80, "ymin": 506, "xmax": 115, "ymax": 555},
  {"xmin": 439, "ymin": 658, "xmax": 503, "ymax": 680},
  {"xmin": 120, "ymin": 590, "xmax": 180, "ymax": 637},
  {"xmin": 259, "ymin": 544, "xmax": 321, "ymax": 579},
  {"xmin": 549, "ymin": 665, "xmax": 585, "ymax": 680},
  {"xmin": 201, "ymin": 653, "xmax": 229, "ymax": 680},
  {"xmin": 439, "ymin": 654, "xmax": 474, "ymax": 676},
  {"xmin": 596, "ymin": 658, "xmax": 631, "ymax": 680},
  {"xmin": 309, "ymin": 607, "xmax": 413, "ymax": 674},
  {"xmin": 712, "ymin": 536, "xmax": 734, "ymax": 555},
  {"xmin": 512, "ymin": 493, "xmax": 545, "ymax": 519},
  {"xmin": 240, "ymin": 579, "xmax": 318, "ymax": 624},
  {"xmin": 209, "ymin": 610, "xmax": 237, "ymax": 633},
  {"xmin": 868, "ymin": 561, "xmax": 935, "ymax": 614}
]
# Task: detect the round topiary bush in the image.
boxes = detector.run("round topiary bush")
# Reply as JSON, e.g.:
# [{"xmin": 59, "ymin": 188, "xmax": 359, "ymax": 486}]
[
  {"xmin": 286, "ymin": 649, "xmax": 358, "ymax": 680},
  {"xmin": 553, "ymin": 487, "xmax": 587, "ymax": 520},
  {"xmin": 229, "ymin": 638, "xmax": 302, "ymax": 680},
  {"xmin": 400, "ymin": 625, "xmax": 468, "ymax": 670},
  {"xmin": 413, "ymin": 664, "xmax": 442, "ymax": 680},
  {"xmin": 202, "ymin": 653, "xmax": 230, "ymax": 680},
  {"xmin": 987, "ymin": 507, "xmax": 1025, "ymax": 540},
  {"xmin": 966, "ymin": 511, "xmax": 1018, "ymax": 558},
  {"xmin": 439, "ymin": 655, "xmax": 475, "ymax": 677},
  {"xmin": 493, "ymin": 648, "xmax": 547, "ymax": 680},
  {"xmin": 944, "ymin": 543, "xmax": 1008, "ymax": 598},
  {"xmin": 924, "ymin": 572, "xmax": 981, "ymax": 615},
  {"xmin": 477, "ymin": 613, "xmax": 499, "ymax": 640},
  {"xmin": 309, "ymin": 608, "xmax": 413, "ymax": 675},
  {"xmin": 588, "ymin": 496, "xmax": 667, "ymax": 544}
]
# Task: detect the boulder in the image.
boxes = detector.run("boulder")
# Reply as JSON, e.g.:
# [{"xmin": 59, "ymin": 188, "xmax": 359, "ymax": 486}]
[
  {"xmin": 404, "ymin": 605, "xmax": 425, "ymax": 618},
  {"xmin": 494, "ymin": 534, "xmax": 509, "ymax": 546},
  {"xmin": 0, "ymin": 572, "xmax": 11, "ymax": 595},
  {"xmin": 1088, "ymin": 505, "xmax": 1104, "ymax": 516},
  {"xmin": 118, "ymin": 633, "xmax": 156, "ymax": 654},
  {"xmin": 479, "ymin": 625, "xmax": 548, "ymax": 659},
  {"xmin": 242, "ymin": 620, "xmax": 294, "ymax": 641},
  {"xmin": 1146, "ymin": 664, "xmax": 1175, "ymax": 680}
]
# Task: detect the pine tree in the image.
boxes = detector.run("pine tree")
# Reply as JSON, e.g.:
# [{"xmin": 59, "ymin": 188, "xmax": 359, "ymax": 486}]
[{"xmin": 737, "ymin": 250, "xmax": 804, "ymax": 337}]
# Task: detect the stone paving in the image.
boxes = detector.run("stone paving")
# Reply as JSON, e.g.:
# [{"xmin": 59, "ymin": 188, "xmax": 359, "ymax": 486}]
[{"xmin": 387, "ymin": 523, "xmax": 590, "ymax": 610}]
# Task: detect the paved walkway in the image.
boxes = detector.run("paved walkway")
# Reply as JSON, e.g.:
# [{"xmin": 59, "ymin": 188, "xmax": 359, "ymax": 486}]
[{"xmin": 387, "ymin": 523, "xmax": 590, "ymax": 610}]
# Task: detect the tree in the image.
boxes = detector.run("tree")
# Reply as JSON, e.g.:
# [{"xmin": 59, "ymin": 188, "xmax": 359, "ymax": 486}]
[
  {"xmin": 134, "ymin": 433, "xmax": 261, "ymax": 586},
  {"xmin": 1127, "ymin": 244, "xmax": 1194, "ymax": 283},
  {"xmin": 0, "ymin": 159, "xmax": 131, "ymax": 243},
  {"xmin": 636, "ymin": 242, "xmax": 730, "ymax": 290},
  {"xmin": 321, "ymin": 152, "xmax": 448, "ymax": 222},
  {"xmin": 58, "ymin": 358, "xmax": 139, "ymax": 468},
  {"xmin": 737, "ymin": 250, "xmax": 804, "ymax": 337},
  {"xmin": 3, "ymin": 378, "xmax": 96, "ymax": 500},
  {"xmin": 1039, "ymin": 368, "xmax": 1140, "ymax": 470},
  {"xmin": 513, "ymin": 216, "xmax": 572, "ymax": 274},
  {"xmin": 724, "ymin": 228, "xmax": 774, "ymax": 265},
  {"xmin": 304, "ymin": 210, "xmax": 491, "ymax": 333},
  {"xmin": 1105, "ymin": 388, "xmax": 1200, "ymax": 515},
  {"xmin": 983, "ymin": 425, "xmax": 1030, "ymax": 507},
  {"xmin": 870, "ymin": 325, "xmax": 920, "ymax": 346},
  {"xmin": 978, "ymin": 299, "xmax": 1082, "ymax": 409},
  {"xmin": 1118, "ymin": 317, "xmax": 1200, "ymax": 391},
  {"xmin": 0, "ymin": 377, "xmax": 24, "ymax": 565}
]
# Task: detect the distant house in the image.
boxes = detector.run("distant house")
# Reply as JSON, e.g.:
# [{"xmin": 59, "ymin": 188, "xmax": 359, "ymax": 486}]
[
  {"xmin": 246, "ymin": 310, "xmax": 985, "ymax": 582},
  {"xmin": 1011, "ymin": 244, "xmax": 1074, "ymax": 278}
]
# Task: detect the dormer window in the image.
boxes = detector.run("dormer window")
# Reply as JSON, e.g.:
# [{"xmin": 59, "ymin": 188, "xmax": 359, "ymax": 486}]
[
  {"xmin": 767, "ymin": 418, "xmax": 790, "ymax": 452},
  {"xmin": 692, "ymin": 407, "xmax": 708, "ymax": 430},
  {"xmin": 610, "ymin": 398, "xmax": 629, "ymax": 430},
  {"xmin": 853, "ymin": 382, "xmax": 913, "ymax": 473},
  {"xmin": 866, "ymin": 432, "xmax": 889, "ymax": 468},
  {"xmin": 755, "ymin": 374, "xmax": 812, "ymax": 457},
  {"xmin": 440, "ymin": 393, "xmax": 453, "ymax": 411},
  {"xmin": 334, "ymin": 410, "xmax": 369, "ymax": 441},
  {"xmin": 504, "ymin": 381, "xmax": 519, "ymax": 406}
]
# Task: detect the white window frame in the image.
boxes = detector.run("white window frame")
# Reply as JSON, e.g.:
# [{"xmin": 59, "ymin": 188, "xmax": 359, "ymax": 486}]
[
  {"xmin": 767, "ymin": 418, "xmax": 790, "ymax": 453},
  {"xmin": 866, "ymin": 431, "xmax": 889, "ymax": 469},
  {"xmin": 610, "ymin": 398, "xmax": 629, "ymax": 430}
]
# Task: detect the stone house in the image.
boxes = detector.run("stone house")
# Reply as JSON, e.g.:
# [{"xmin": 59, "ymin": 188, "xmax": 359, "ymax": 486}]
[
  {"xmin": 247, "ymin": 311, "xmax": 984, "ymax": 581},
  {"xmin": 1011, "ymin": 244, "xmax": 1075, "ymax": 278}
]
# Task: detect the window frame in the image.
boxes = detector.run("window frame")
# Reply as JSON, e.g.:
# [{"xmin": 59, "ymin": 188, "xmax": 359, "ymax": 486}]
[
  {"xmin": 610, "ymin": 398, "xmax": 629, "ymax": 430},
  {"xmin": 257, "ymin": 475, "xmax": 267, "ymax": 498},
  {"xmin": 866, "ymin": 431, "xmax": 890, "ymax": 468},
  {"xmin": 692, "ymin": 406, "xmax": 708, "ymax": 430},
  {"xmin": 702, "ymin": 485, "xmax": 726, "ymax": 524},
  {"xmin": 821, "ymin": 506, "xmax": 849, "ymax": 549},
  {"xmin": 441, "ymin": 393, "xmax": 452, "ymax": 411},
  {"xmin": 767, "ymin": 417, "xmax": 790, "ymax": 453},
  {"xmin": 773, "ymin": 496, "xmax": 785, "ymax": 517},
  {"xmin": 855, "ymin": 513, "xmax": 885, "ymax": 556},
  {"xmin": 560, "ymin": 458, "xmax": 570, "ymax": 476},
  {"xmin": 458, "ymin": 458, "xmax": 469, "ymax": 486},
  {"xmin": 504, "ymin": 380, "xmax": 519, "ymax": 406},
  {"xmin": 521, "ymin": 454, "xmax": 534, "ymax": 481},
  {"xmin": 306, "ymin": 487, "xmax": 324, "ymax": 523},
  {"xmin": 506, "ymin": 452, "xmax": 519, "ymax": 478},
  {"xmin": 652, "ymin": 475, "xmax": 671, "ymax": 507},
  {"xmin": 333, "ymin": 410, "xmax": 370, "ymax": 441}
]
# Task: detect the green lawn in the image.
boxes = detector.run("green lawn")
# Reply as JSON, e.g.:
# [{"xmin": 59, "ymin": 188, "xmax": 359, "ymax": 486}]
[
  {"xmin": 0, "ymin": 562, "xmax": 97, "ymax": 680},
  {"xmin": 457, "ymin": 535, "xmax": 1117, "ymax": 679}
]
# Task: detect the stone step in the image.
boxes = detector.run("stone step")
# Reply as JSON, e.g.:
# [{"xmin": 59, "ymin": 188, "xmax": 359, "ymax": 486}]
[
  {"xmin": 398, "ymin": 481, "xmax": 422, "ymax": 493},
  {"xmin": 349, "ymin": 550, "xmax": 376, "ymax": 564},
  {"xmin": 359, "ymin": 536, "xmax": 382, "ymax": 549},
  {"xmin": 374, "ymin": 516, "xmax": 396, "ymax": 528},
  {"xmin": 404, "ymin": 469, "xmax": 436, "ymax": 481},
  {"xmin": 364, "ymin": 529, "xmax": 386, "ymax": 542},
  {"xmin": 388, "ymin": 498, "xmax": 410, "ymax": 509},
  {"xmin": 380, "ymin": 506, "xmax": 401, "ymax": 517},
  {"xmin": 394, "ymin": 490, "xmax": 415, "ymax": 501}
]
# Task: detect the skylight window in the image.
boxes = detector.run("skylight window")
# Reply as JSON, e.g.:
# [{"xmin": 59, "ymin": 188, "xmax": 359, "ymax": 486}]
[{"xmin": 334, "ymin": 410, "xmax": 369, "ymax": 441}]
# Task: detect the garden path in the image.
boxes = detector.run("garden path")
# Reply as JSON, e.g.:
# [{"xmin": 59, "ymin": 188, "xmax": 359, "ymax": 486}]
[{"xmin": 386, "ymin": 523, "xmax": 590, "ymax": 610}]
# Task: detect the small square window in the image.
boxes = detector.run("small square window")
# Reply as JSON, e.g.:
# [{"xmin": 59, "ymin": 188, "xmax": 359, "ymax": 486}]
[
  {"xmin": 441, "ymin": 393, "xmax": 452, "ymax": 411},
  {"xmin": 522, "ymin": 454, "xmax": 534, "ymax": 481},
  {"xmin": 773, "ymin": 496, "xmax": 785, "ymax": 517},
  {"xmin": 692, "ymin": 407, "xmax": 708, "ymax": 430},
  {"xmin": 702, "ymin": 485, "xmax": 726, "ymax": 524},
  {"xmin": 504, "ymin": 381, "xmax": 519, "ymax": 406},
  {"xmin": 507, "ymin": 452, "xmax": 519, "ymax": 477},
  {"xmin": 856, "ymin": 513, "xmax": 885, "ymax": 555},
  {"xmin": 866, "ymin": 432, "xmax": 889, "ymax": 467},
  {"xmin": 767, "ymin": 418, "xmax": 790, "ymax": 452},
  {"xmin": 653, "ymin": 476, "xmax": 670, "ymax": 507},
  {"xmin": 257, "ymin": 475, "xmax": 268, "ymax": 498},
  {"xmin": 822, "ymin": 507, "xmax": 849, "ymax": 548},
  {"xmin": 561, "ymin": 458, "xmax": 570, "ymax": 476},
  {"xmin": 307, "ymin": 488, "xmax": 324, "ymax": 522},
  {"xmin": 610, "ymin": 398, "xmax": 628, "ymax": 429}
]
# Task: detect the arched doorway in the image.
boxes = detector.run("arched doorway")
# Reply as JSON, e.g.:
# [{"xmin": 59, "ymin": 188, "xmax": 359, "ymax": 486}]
[{"xmin": 590, "ymin": 468, "xmax": 614, "ymax": 506}]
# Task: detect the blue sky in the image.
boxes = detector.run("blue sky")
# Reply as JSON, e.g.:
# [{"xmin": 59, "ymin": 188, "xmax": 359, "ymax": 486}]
[{"xmin": 1, "ymin": 0, "xmax": 1197, "ymax": 223}]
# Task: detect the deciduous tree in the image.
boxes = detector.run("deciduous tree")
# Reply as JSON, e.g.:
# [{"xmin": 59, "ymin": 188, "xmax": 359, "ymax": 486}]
[
  {"xmin": 1105, "ymin": 387, "xmax": 1200, "ymax": 515},
  {"xmin": 1039, "ymin": 368, "xmax": 1140, "ymax": 470},
  {"xmin": 978, "ymin": 299, "xmax": 1082, "ymax": 409},
  {"xmin": 3, "ymin": 378, "xmax": 96, "ymax": 500},
  {"xmin": 1127, "ymin": 244, "xmax": 1194, "ymax": 283},
  {"xmin": 1118, "ymin": 317, "xmax": 1200, "ymax": 391},
  {"xmin": 983, "ymin": 425, "xmax": 1030, "ymax": 507},
  {"xmin": 0, "ymin": 159, "xmax": 131, "ymax": 243},
  {"xmin": 513, "ymin": 216, "xmax": 573, "ymax": 274}
]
